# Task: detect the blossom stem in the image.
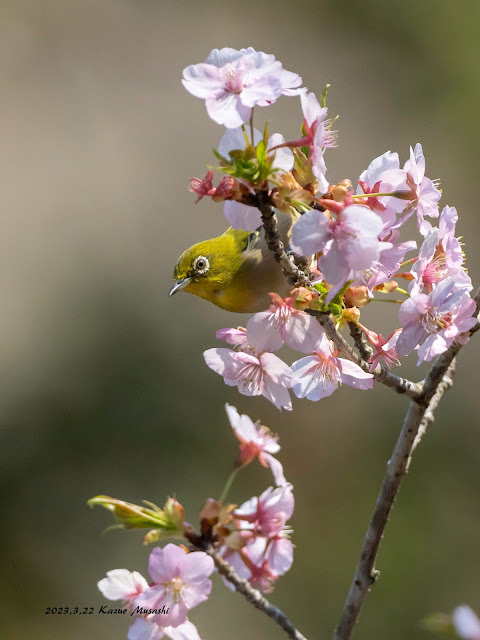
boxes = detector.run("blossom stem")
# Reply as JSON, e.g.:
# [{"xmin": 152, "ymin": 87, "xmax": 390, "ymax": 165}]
[
  {"xmin": 370, "ymin": 298, "xmax": 403, "ymax": 304},
  {"xmin": 395, "ymin": 287, "xmax": 409, "ymax": 296},
  {"xmin": 249, "ymin": 111, "xmax": 255, "ymax": 147},
  {"xmin": 241, "ymin": 124, "xmax": 251, "ymax": 147},
  {"xmin": 219, "ymin": 468, "xmax": 239, "ymax": 504},
  {"xmin": 350, "ymin": 192, "xmax": 399, "ymax": 199},
  {"xmin": 399, "ymin": 258, "xmax": 415, "ymax": 268}
]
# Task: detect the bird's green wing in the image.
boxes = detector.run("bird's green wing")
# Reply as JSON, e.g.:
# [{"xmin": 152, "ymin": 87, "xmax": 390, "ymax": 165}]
[
  {"xmin": 221, "ymin": 226, "xmax": 256, "ymax": 254},
  {"xmin": 222, "ymin": 209, "xmax": 295, "ymax": 256}
]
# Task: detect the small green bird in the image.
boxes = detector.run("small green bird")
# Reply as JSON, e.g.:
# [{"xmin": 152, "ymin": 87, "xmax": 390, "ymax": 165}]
[{"xmin": 169, "ymin": 210, "xmax": 295, "ymax": 313}]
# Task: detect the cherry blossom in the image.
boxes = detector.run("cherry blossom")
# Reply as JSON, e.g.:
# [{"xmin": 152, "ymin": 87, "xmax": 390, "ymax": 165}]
[
  {"xmin": 98, "ymin": 569, "xmax": 203, "ymax": 640},
  {"xmin": 246, "ymin": 533, "xmax": 293, "ymax": 577},
  {"xmin": 133, "ymin": 544, "xmax": 214, "ymax": 627},
  {"xmin": 453, "ymin": 606, "xmax": 480, "ymax": 640},
  {"xmin": 189, "ymin": 171, "xmax": 216, "ymax": 204},
  {"xmin": 409, "ymin": 206, "xmax": 471, "ymax": 295},
  {"xmin": 361, "ymin": 239, "xmax": 416, "ymax": 295},
  {"xmin": 246, "ymin": 291, "xmax": 325, "ymax": 353},
  {"xmin": 220, "ymin": 485, "xmax": 294, "ymax": 592},
  {"xmin": 128, "ymin": 618, "xmax": 201, "ymax": 640},
  {"xmin": 98, "ymin": 569, "xmax": 148, "ymax": 608},
  {"xmin": 291, "ymin": 204, "xmax": 388, "ymax": 301},
  {"xmin": 360, "ymin": 327, "xmax": 401, "ymax": 372},
  {"xmin": 215, "ymin": 326, "xmax": 248, "ymax": 349},
  {"xmin": 396, "ymin": 276, "xmax": 477, "ymax": 363},
  {"xmin": 235, "ymin": 484, "xmax": 294, "ymax": 537},
  {"xmin": 223, "ymin": 200, "xmax": 262, "ymax": 232},
  {"xmin": 204, "ymin": 348, "xmax": 293, "ymax": 410},
  {"xmin": 291, "ymin": 334, "xmax": 374, "ymax": 400},
  {"xmin": 182, "ymin": 47, "xmax": 302, "ymax": 128},
  {"xmin": 297, "ymin": 91, "xmax": 335, "ymax": 192},
  {"xmin": 225, "ymin": 404, "xmax": 287, "ymax": 485},
  {"xmin": 357, "ymin": 150, "xmax": 403, "ymax": 230},
  {"xmin": 378, "ymin": 143, "xmax": 441, "ymax": 234}
]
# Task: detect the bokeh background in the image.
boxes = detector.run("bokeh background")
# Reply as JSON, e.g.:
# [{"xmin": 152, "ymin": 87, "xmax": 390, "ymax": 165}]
[{"xmin": 1, "ymin": 1, "xmax": 480, "ymax": 639}]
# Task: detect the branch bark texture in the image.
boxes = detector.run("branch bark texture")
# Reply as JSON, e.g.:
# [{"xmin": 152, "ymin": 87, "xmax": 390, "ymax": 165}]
[
  {"xmin": 253, "ymin": 189, "xmax": 311, "ymax": 288},
  {"xmin": 333, "ymin": 289, "xmax": 480, "ymax": 640}
]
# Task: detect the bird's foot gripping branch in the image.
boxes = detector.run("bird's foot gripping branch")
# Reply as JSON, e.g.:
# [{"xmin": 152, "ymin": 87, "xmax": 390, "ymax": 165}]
[{"xmin": 91, "ymin": 47, "xmax": 480, "ymax": 640}]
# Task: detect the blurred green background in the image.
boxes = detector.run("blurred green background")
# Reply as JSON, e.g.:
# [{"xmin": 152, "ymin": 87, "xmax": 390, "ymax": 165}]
[{"xmin": 1, "ymin": 1, "xmax": 479, "ymax": 639}]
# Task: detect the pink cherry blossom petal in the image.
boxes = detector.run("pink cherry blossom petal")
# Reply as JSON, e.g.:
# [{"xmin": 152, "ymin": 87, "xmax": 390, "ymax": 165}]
[
  {"xmin": 224, "ymin": 200, "xmax": 262, "ymax": 231},
  {"xmin": 180, "ymin": 553, "xmax": 215, "ymax": 585},
  {"xmin": 165, "ymin": 621, "xmax": 202, "ymax": 640},
  {"xmin": 263, "ymin": 453, "xmax": 287, "ymax": 486},
  {"xmin": 128, "ymin": 618, "xmax": 165, "ymax": 640},
  {"xmin": 148, "ymin": 544, "xmax": 188, "ymax": 584},
  {"xmin": 453, "ymin": 606, "xmax": 480, "ymax": 640},
  {"xmin": 291, "ymin": 209, "xmax": 331, "ymax": 255},
  {"xmin": 337, "ymin": 359, "xmax": 374, "ymax": 390}
]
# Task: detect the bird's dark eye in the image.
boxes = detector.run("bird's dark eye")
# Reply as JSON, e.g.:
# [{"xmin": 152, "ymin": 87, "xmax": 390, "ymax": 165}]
[{"xmin": 193, "ymin": 255, "xmax": 209, "ymax": 275}]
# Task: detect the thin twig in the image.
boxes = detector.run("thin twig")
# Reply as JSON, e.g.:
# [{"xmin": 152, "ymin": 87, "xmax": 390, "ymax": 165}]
[
  {"xmin": 348, "ymin": 322, "xmax": 373, "ymax": 361},
  {"xmin": 410, "ymin": 359, "xmax": 456, "ymax": 462},
  {"xmin": 310, "ymin": 310, "xmax": 423, "ymax": 399},
  {"xmin": 333, "ymin": 362, "xmax": 456, "ymax": 640}
]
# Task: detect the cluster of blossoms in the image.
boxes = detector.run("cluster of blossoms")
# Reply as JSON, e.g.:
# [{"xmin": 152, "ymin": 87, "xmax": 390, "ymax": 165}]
[
  {"xmin": 182, "ymin": 47, "xmax": 478, "ymax": 410},
  {"xmin": 94, "ymin": 405, "xmax": 294, "ymax": 639}
]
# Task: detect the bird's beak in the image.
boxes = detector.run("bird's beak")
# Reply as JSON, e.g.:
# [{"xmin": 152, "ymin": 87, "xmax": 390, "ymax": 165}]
[{"xmin": 169, "ymin": 277, "xmax": 193, "ymax": 297}]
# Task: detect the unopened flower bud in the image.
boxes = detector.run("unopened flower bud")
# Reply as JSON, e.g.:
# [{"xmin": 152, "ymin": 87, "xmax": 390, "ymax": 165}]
[
  {"xmin": 392, "ymin": 188, "xmax": 416, "ymax": 201},
  {"xmin": 189, "ymin": 170, "xmax": 216, "ymax": 203},
  {"xmin": 164, "ymin": 497, "xmax": 185, "ymax": 529},
  {"xmin": 395, "ymin": 272, "xmax": 415, "ymax": 282},
  {"xmin": 199, "ymin": 498, "xmax": 235, "ymax": 528},
  {"xmin": 344, "ymin": 307, "xmax": 361, "ymax": 324},
  {"xmin": 373, "ymin": 280, "xmax": 398, "ymax": 293},
  {"xmin": 88, "ymin": 495, "xmax": 185, "ymax": 537},
  {"xmin": 344, "ymin": 286, "xmax": 369, "ymax": 308},
  {"xmin": 292, "ymin": 148, "xmax": 316, "ymax": 188},
  {"xmin": 330, "ymin": 179, "xmax": 353, "ymax": 202},
  {"xmin": 293, "ymin": 286, "xmax": 319, "ymax": 310},
  {"xmin": 212, "ymin": 176, "xmax": 238, "ymax": 201},
  {"xmin": 225, "ymin": 530, "xmax": 248, "ymax": 551},
  {"xmin": 199, "ymin": 498, "xmax": 223, "ymax": 525}
]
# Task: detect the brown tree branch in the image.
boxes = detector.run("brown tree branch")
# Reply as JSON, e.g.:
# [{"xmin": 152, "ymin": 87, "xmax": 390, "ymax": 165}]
[
  {"xmin": 333, "ymin": 288, "xmax": 480, "ymax": 640},
  {"xmin": 348, "ymin": 322, "xmax": 374, "ymax": 361},
  {"xmin": 253, "ymin": 189, "xmax": 311, "ymax": 287}
]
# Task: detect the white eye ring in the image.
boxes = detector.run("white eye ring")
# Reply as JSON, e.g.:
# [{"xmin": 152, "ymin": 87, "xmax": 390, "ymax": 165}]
[{"xmin": 193, "ymin": 255, "xmax": 209, "ymax": 275}]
